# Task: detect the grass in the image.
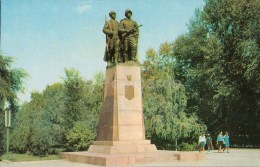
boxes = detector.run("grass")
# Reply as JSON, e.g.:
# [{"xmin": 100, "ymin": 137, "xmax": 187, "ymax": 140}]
[{"xmin": 0, "ymin": 152, "xmax": 61, "ymax": 162}]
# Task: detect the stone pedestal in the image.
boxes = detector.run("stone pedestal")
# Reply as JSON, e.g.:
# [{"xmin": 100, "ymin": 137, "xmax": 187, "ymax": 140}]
[
  {"xmin": 88, "ymin": 64, "xmax": 157, "ymax": 155},
  {"xmin": 62, "ymin": 64, "xmax": 204, "ymax": 166}
]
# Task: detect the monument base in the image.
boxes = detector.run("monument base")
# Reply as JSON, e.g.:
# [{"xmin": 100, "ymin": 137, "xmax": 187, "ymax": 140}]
[
  {"xmin": 88, "ymin": 140, "xmax": 157, "ymax": 154},
  {"xmin": 61, "ymin": 65, "xmax": 205, "ymax": 166},
  {"xmin": 61, "ymin": 150, "xmax": 205, "ymax": 166}
]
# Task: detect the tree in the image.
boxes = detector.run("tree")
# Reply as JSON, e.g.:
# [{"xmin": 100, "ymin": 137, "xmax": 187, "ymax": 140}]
[
  {"xmin": 0, "ymin": 53, "xmax": 28, "ymax": 154},
  {"xmin": 10, "ymin": 102, "xmax": 32, "ymax": 153},
  {"xmin": 81, "ymin": 72, "xmax": 104, "ymax": 132},
  {"xmin": 66, "ymin": 121, "xmax": 95, "ymax": 151},
  {"xmin": 42, "ymin": 83, "xmax": 66, "ymax": 149},
  {"xmin": 143, "ymin": 43, "xmax": 206, "ymax": 150},
  {"xmin": 173, "ymin": 0, "xmax": 260, "ymax": 147},
  {"xmin": 10, "ymin": 92, "xmax": 49, "ymax": 155},
  {"xmin": 62, "ymin": 68, "xmax": 86, "ymax": 130},
  {"xmin": 11, "ymin": 84, "xmax": 65, "ymax": 156},
  {"xmin": 10, "ymin": 68, "xmax": 105, "ymax": 154},
  {"xmin": 203, "ymin": 0, "xmax": 260, "ymax": 146}
]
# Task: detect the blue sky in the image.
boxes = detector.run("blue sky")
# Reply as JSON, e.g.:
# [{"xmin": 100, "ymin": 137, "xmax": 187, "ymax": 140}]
[{"xmin": 2, "ymin": 0, "xmax": 205, "ymax": 102}]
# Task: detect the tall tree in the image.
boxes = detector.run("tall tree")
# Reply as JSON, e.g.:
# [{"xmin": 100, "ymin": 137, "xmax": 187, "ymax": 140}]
[
  {"xmin": 0, "ymin": 54, "xmax": 28, "ymax": 153},
  {"xmin": 173, "ymin": 0, "xmax": 260, "ymax": 147},
  {"xmin": 143, "ymin": 43, "xmax": 206, "ymax": 150},
  {"xmin": 10, "ymin": 69, "xmax": 105, "ymax": 154},
  {"xmin": 62, "ymin": 68, "xmax": 86, "ymax": 130},
  {"xmin": 203, "ymin": 0, "xmax": 260, "ymax": 147},
  {"xmin": 65, "ymin": 72, "xmax": 104, "ymax": 151}
]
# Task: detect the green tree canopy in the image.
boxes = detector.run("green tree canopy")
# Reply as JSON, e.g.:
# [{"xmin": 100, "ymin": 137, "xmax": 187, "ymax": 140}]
[
  {"xmin": 10, "ymin": 69, "xmax": 104, "ymax": 155},
  {"xmin": 0, "ymin": 53, "xmax": 28, "ymax": 153},
  {"xmin": 173, "ymin": 0, "xmax": 260, "ymax": 147},
  {"xmin": 143, "ymin": 43, "xmax": 206, "ymax": 150}
]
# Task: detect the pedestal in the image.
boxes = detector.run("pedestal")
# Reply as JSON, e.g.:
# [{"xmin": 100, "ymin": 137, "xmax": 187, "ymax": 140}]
[
  {"xmin": 62, "ymin": 64, "xmax": 204, "ymax": 166},
  {"xmin": 89, "ymin": 64, "xmax": 157, "ymax": 155}
]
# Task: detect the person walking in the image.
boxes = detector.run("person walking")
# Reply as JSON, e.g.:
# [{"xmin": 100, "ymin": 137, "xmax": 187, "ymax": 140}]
[
  {"xmin": 206, "ymin": 134, "xmax": 212, "ymax": 153},
  {"xmin": 223, "ymin": 132, "xmax": 230, "ymax": 153},
  {"xmin": 217, "ymin": 131, "xmax": 224, "ymax": 152},
  {"xmin": 198, "ymin": 133, "xmax": 206, "ymax": 153}
]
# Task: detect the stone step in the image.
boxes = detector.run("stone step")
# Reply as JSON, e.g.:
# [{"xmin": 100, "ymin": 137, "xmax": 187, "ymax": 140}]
[
  {"xmin": 62, "ymin": 150, "xmax": 204, "ymax": 166},
  {"xmin": 135, "ymin": 153, "xmax": 178, "ymax": 164}
]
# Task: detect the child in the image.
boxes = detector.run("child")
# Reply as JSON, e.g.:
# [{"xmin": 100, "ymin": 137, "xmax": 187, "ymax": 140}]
[
  {"xmin": 198, "ymin": 133, "xmax": 206, "ymax": 153},
  {"xmin": 206, "ymin": 134, "xmax": 212, "ymax": 153}
]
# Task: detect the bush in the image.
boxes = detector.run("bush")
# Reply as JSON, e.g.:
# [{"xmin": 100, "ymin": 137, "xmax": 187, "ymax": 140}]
[
  {"xmin": 66, "ymin": 121, "xmax": 96, "ymax": 151},
  {"xmin": 48, "ymin": 148, "xmax": 64, "ymax": 155},
  {"xmin": 30, "ymin": 125, "xmax": 53, "ymax": 156},
  {"xmin": 179, "ymin": 142, "xmax": 197, "ymax": 151}
]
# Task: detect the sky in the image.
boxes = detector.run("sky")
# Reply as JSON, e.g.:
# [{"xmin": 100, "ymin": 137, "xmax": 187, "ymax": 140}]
[{"xmin": 2, "ymin": 0, "xmax": 205, "ymax": 102}]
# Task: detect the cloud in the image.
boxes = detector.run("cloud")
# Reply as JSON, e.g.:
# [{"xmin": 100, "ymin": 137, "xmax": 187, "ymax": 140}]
[{"xmin": 77, "ymin": 3, "xmax": 92, "ymax": 14}]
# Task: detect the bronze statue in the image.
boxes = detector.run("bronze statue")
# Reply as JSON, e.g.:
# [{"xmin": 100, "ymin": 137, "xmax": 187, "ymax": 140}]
[
  {"xmin": 103, "ymin": 9, "xmax": 142, "ymax": 66},
  {"xmin": 119, "ymin": 9, "xmax": 140, "ymax": 62},
  {"xmin": 103, "ymin": 11, "xmax": 120, "ymax": 65}
]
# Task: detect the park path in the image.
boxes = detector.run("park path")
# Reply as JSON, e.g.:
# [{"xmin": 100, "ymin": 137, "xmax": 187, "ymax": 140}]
[{"xmin": 0, "ymin": 149, "xmax": 259, "ymax": 167}]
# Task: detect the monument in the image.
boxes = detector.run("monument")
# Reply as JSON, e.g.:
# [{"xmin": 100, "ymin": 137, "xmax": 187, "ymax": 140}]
[{"xmin": 62, "ymin": 9, "xmax": 204, "ymax": 166}]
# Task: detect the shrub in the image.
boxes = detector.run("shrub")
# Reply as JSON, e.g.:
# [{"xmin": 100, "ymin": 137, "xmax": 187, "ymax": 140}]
[{"xmin": 66, "ymin": 121, "xmax": 96, "ymax": 151}]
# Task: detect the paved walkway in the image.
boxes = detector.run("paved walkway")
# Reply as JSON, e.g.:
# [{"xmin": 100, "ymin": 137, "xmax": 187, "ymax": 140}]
[{"xmin": 0, "ymin": 149, "xmax": 259, "ymax": 167}]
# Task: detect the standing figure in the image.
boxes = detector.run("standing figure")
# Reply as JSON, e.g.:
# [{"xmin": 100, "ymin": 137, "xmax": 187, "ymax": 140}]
[
  {"xmin": 103, "ymin": 11, "xmax": 120, "ymax": 65},
  {"xmin": 206, "ymin": 134, "xmax": 213, "ymax": 153},
  {"xmin": 223, "ymin": 132, "xmax": 230, "ymax": 153},
  {"xmin": 198, "ymin": 133, "xmax": 206, "ymax": 153},
  {"xmin": 217, "ymin": 131, "xmax": 224, "ymax": 152},
  {"xmin": 119, "ymin": 9, "xmax": 139, "ymax": 62}
]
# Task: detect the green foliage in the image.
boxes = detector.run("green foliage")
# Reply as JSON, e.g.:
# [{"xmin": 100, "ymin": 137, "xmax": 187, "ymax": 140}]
[
  {"xmin": 143, "ymin": 43, "xmax": 206, "ymax": 150},
  {"xmin": 173, "ymin": 0, "xmax": 260, "ymax": 147},
  {"xmin": 10, "ymin": 92, "xmax": 55, "ymax": 156},
  {"xmin": 10, "ymin": 103, "xmax": 34, "ymax": 153},
  {"xmin": 66, "ymin": 121, "xmax": 95, "ymax": 151},
  {"xmin": 10, "ymin": 69, "xmax": 104, "ymax": 155},
  {"xmin": 179, "ymin": 142, "xmax": 197, "ymax": 151},
  {"xmin": 0, "ymin": 53, "xmax": 28, "ymax": 154},
  {"xmin": 0, "ymin": 152, "xmax": 61, "ymax": 162},
  {"xmin": 62, "ymin": 68, "xmax": 86, "ymax": 130},
  {"xmin": 42, "ymin": 83, "xmax": 66, "ymax": 147},
  {"xmin": 81, "ymin": 72, "xmax": 104, "ymax": 133}
]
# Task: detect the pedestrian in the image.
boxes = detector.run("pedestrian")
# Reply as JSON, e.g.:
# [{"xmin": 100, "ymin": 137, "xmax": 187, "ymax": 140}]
[
  {"xmin": 198, "ymin": 133, "xmax": 206, "ymax": 153},
  {"xmin": 206, "ymin": 134, "xmax": 212, "ymax": 153},
  {"xmin": 223, "ymin": 132, "xmax": 230, "ymax": 153},
  {"xmin": 217, "ymin": 131, "xmax": 224, "ymax": 152}
]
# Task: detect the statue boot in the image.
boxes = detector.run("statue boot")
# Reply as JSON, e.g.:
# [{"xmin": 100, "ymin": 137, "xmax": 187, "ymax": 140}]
[
  {"xmin": 123, "ymin": 53, "xmax": 128, "ymax": 63},
  {"xmin": 111, "ymin": 56, "xmax": 115, "ymax": 63},
  {"xmin": 114, "ymin": 53, "xmax": 119, "ymax": 64},
  {"xmin": 117, "ymin": 53, "xmax": 122, "ymax": 63},
  {"xmin": 131, "ymin": 50, "xmax": 137, "ymax": 61}
]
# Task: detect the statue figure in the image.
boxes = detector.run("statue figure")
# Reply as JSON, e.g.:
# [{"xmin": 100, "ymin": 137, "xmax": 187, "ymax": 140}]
[
  {"xmin": 103, "ymin": 11, "xmax": 120, "ymax": 65},
  {"xmin": 119, "ymin": 9, "xmax": 140, "ymax": 62}
]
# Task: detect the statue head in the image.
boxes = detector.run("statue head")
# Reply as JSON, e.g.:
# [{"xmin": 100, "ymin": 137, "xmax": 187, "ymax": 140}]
[
  {"xmin": 109, "ymin": 11, "xmax": 116, "ymax": 19},
  {"xmin": 125, "ymin": 9, "xmax": 132, "ymax": 17}
]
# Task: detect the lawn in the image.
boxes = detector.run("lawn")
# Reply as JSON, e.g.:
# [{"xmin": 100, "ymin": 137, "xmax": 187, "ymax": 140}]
[{"xmin": 0, "ymin": 152, "xmax": 61, "ymax": 162}]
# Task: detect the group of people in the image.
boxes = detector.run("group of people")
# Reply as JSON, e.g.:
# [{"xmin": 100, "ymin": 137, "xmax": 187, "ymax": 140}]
[
  {"xmin": 198, "ymin": 131, "xmax": 230, "ymax": 153},
  {"xmin": 103, "ymin": 9, "xmax": 141, "ymax": 66}
]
